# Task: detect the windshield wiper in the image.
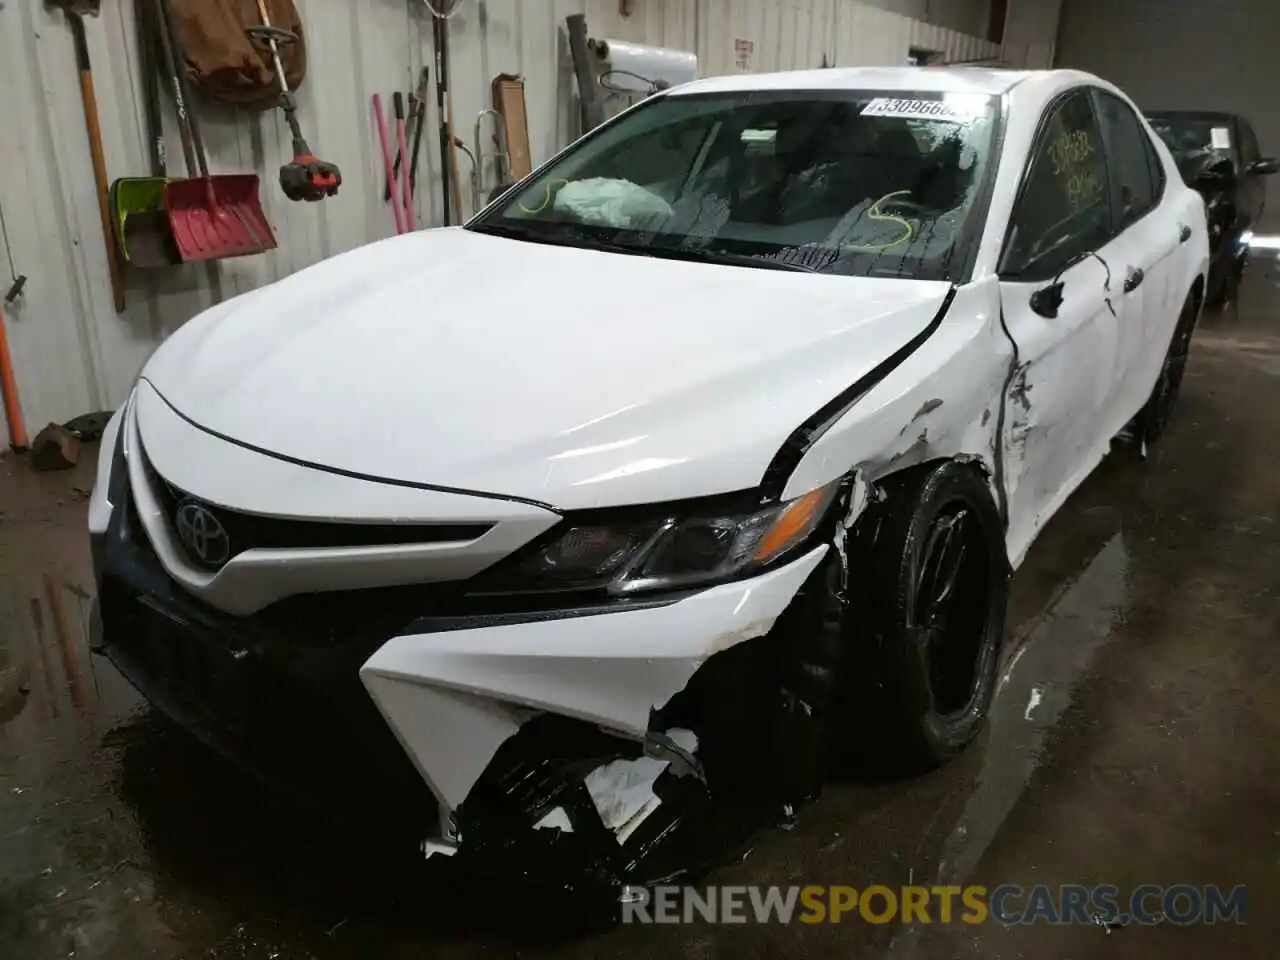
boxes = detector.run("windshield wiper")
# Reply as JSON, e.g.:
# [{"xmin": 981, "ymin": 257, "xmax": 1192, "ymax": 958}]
[
  {"xmin": 467, "ymin": 221, "xmax": 660, "ymax": 259},
  {"xmin": 645, "ymin": 245, "xmax": 819, "ymax": 273},
  {"xmin": 470, "ymin": 222, "xmax": 816, "ymax": 273}
]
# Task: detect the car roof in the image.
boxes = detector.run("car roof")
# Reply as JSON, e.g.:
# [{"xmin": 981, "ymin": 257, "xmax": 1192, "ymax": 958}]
[{"xmin": 671, "ymin": 66, "xmax": 1045, "ymax": 98}]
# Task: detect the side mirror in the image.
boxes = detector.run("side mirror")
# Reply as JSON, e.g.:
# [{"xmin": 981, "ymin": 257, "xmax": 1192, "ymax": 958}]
[
  {"xmin": 1030, "ymin": 281, "xmax": 1065, "ymax": 319},
  {"xmin": 1248, "ymin": 157, "xmax": 1280, "ymax": 176}
]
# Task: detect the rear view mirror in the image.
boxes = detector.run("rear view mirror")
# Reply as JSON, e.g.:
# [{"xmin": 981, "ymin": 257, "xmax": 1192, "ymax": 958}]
[{"xmin": 1248, "ymin": 157, "xmax": 1280, "ymax": 176}]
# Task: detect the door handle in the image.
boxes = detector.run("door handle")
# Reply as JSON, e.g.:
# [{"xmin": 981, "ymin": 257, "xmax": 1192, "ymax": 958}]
[
  {"xmin": 1179, "ymin": 224, "xmax": 1192, "ymax": 243},
  {"xmin": 1124, "ymin": 268, "xmax": 1144, "ymax": 293}
]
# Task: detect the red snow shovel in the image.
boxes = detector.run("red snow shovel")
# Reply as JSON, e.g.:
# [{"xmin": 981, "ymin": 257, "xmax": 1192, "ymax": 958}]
[{"xmin": 156, "ymin": 0, "xmax": 276, "ymax": 261}]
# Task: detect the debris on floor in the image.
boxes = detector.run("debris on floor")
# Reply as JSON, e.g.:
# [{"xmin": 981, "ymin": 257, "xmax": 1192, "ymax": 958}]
[{"xmin": 30, "ymin": 423, "xmax": 80, "ymax": 471}]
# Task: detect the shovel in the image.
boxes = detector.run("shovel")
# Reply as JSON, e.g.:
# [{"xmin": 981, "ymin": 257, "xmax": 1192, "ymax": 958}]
[
  {"xmin": 110, "ymin": 0, "xmax": 178, "ymax": 267},
  {"xmin": 48, "ymin": 0, "xmax": 126, "ymax": 311},
  {"xmin": 155, "ymin": 0, "xmax": 276, "ymax": 261}
]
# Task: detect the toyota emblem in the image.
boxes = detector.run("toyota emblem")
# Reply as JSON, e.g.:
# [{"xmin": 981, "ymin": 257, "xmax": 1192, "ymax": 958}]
[{"xmin": 174, "ymin": 499, "xmax": 231, "ymax": 569}]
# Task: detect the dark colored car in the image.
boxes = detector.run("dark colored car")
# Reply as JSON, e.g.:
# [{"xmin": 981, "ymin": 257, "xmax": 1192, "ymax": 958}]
[{"xmin": 1145, "ymin": 110, "xmax": 1277, "ymax": 305}]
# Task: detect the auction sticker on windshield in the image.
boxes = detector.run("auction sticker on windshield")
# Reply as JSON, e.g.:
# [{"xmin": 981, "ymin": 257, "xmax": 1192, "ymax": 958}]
[{"xmin": 862, "ymin": 96, "xmax": 987, "ymax": 123}]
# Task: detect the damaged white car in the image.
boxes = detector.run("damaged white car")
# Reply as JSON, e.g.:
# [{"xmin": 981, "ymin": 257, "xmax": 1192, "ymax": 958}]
[{"xmin": 89, "ymin": 67, "xmax": 1208, "ymax": 893}]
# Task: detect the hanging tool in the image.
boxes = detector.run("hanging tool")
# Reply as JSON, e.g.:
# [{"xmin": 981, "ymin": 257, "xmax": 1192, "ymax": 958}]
[
  {"xmin": 407, "ymin": 76, "xmax": 430, "ymax": 199},
  {"xmin": 0, "ymin": 263, "xmax": 27, "ymax": 452},
  {"xmin": 445, "ymin": 89, "xmax": 464, "ymax": 220},
  {"xmin": 0, "ymin": 192, "xmax": 27, "ymax": 449},
  {"xmin": 431, "ymin": 13, "xmax": 458, "ymax": 225},
  {"xmin": 386, "ymin": 69, "xmax": 429, "ymax": 202},
  {"xmin": 394, "ymin": 92, "xmax": 413, "ymax": 228},
  {"xmin": 471, "ymin": 108, "xmax": 510, "ymax": 210},
  {"xmin": 156, "ymin": 0, "xmax": 276, "ymax": 261},
  {"xmin": 246, "ymin": 0, "xmax": 341, "ymax": 202},
  {"xmin": 48, "ymin": 0, "xmax": 126, "ymax": 312},
  {"xmin": 109, "ymin": 0, "xmax": 179, "ymax": 267},
  {"xmin": 373, "ymin": 94, "xmax": 406, "ymax": 234}
]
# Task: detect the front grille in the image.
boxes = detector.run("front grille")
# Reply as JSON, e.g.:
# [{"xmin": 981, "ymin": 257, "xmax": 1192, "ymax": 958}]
[{"xmin": 137, "ymin": 443, "xmax": 492, "ymax": 571}]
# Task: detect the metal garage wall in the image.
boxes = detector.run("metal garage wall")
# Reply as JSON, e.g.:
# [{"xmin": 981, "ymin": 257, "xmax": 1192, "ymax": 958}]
[
  {"xmin": 0, "ymin": 0, "xmax": 591, "ymax": 447},
  {"xmin": 999, "ymin": 0, "xmax": 1060, "ymax": 68},
  {"xmin": 858, "ymin": 0, "xmax": 991, "ymax": 37},
  {"xmin": 1056, "ymin": 0, "xmax": 1280, "ymax": 230},
  {"xmin": 693, "ymin": 0, "xmax": 836, "ymax": 76},
  {"xmin": 0, "ymin": 0, "xmax": 1000, "ymax": 447},
  {"xmin": 832, "ymin": 1, "xmax": 998, "ymax": 68}
]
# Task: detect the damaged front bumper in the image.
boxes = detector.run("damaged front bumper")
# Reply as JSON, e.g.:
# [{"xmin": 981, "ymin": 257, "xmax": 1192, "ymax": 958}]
[
  {"xmin": 360, "ymin": 545, "xmax": 827, "ymax": 888},
  {"xmin": 91, "ymin": 409, "xmax": 833, "ymax": 893}
]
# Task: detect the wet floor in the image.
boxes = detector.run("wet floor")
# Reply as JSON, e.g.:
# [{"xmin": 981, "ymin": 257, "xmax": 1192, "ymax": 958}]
[{"xmin": 2, "ymin": 265, "xmax": 1278, "ymax": 959}]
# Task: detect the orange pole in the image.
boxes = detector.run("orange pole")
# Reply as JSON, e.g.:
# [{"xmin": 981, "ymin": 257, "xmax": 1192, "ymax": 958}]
[{"xmin": 0, "ymin": 306, "xmax": 26, "ymax": 451}]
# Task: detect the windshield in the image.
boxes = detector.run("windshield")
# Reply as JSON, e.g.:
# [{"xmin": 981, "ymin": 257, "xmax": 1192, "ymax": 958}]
[
  {"xmin": 470, "ymin": 89, "xmax": 1001, "ymax": 281},
  {"xmin": 1146, "ymin": 113, "xmax": 1237, "ymax": 170}
]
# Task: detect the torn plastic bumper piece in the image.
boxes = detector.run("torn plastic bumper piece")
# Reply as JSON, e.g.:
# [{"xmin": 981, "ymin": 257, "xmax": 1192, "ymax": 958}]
[
  {"xmin": 359, "ymin": 546, "xmax": 831, "ymax": 892},
  {"xmin": 440, "ymin": 716, "xmax": 723, "ymax": 897}
]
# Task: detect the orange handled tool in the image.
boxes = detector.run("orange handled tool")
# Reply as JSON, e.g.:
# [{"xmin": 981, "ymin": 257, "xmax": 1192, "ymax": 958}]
[{"xmin": 0, "ymin": 276, "xmax": 28, "ymax": 451}]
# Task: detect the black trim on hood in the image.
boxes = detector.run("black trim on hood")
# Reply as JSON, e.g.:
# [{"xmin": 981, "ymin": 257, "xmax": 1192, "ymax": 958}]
[
  {"xmin": 758, "ymin": 285, "xmax": 959, "ymax": 501},
  {"xmin": 138, "ymin": 378, "xmax": 558, "ymax": 513}
]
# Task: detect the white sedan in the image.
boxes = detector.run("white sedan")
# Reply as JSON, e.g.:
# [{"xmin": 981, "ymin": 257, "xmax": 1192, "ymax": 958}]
[{"xmin": 89, "ymin": 66, "xmax": 1208, "ymax": 891}]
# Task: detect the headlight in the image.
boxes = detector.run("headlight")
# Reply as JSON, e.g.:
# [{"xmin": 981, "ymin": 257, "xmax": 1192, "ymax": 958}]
[{"xmin": 477, "ymin": 480, "xmax": 840, "ymax": 596}]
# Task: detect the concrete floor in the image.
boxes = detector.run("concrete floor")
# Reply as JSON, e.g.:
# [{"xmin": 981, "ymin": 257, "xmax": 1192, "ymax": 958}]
[{"xmin": 2, "ymin": 263, "xmax": 1278, "ymax": 959}]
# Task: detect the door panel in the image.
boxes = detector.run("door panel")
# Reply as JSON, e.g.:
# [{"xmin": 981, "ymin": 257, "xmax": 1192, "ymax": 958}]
[
  {"xmin": 999, "ymin": 260, "xmax": 1119, "ymax": 561},
  {"xmin": 1094, "ymin": 91, "xmax": 1183, "ymax": 432},
  {"xmin": 996, "ymin": 88, "xmax": 1119, "ymax": 561}
]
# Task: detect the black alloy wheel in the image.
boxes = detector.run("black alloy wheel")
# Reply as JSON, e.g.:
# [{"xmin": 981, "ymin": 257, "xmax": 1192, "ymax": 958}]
[{"xmin": 838, "ymin": 461, "xmax": 1009, "ymax": 772}]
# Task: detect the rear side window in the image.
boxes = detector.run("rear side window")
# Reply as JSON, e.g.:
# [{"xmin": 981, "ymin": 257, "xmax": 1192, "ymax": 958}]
[
  {"xmin": 1096, "ymin": 91, "xmax": 1163, "ymax": 226},
  {"xmin": 1002, "ymin": 90, "xmax": 1110, "ymax": 279}
]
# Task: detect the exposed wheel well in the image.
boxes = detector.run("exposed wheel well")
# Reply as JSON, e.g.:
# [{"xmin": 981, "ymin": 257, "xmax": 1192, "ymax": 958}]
[{"xmin": 867, "ymin": 456, "xmax": 1005, "ymax": 557}]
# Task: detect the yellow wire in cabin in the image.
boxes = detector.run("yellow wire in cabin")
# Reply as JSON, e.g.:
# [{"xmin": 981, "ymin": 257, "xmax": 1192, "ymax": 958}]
[
  {"xmin": 517, "ymin": 180, "xmax": 570, "ymax": 214},
  {"xmin": 842, "ymin": 189, "xmax": 916, "ymax": 252}
]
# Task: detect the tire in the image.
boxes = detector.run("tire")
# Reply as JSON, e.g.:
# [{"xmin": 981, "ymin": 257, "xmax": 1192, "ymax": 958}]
[
  {"xmin": 840, "ymin": 461, "xmax": 1008, "ymax": 772},
  {"xmin": 1137, "ymin": 292, "xmax": 1197, "ymax": 444},
  {"xmin": 1205, "ymin": 254, "xmax": 1243, "ymax": 310}
]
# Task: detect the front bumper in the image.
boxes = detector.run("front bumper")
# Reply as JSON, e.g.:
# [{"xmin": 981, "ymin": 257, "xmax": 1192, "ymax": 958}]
[
  {"xmin": 360, "ymin": 545, "xmax": 827, "ymax": 820},
  {"xmin": 90, "ymin": 409, "xmax": 829, "ymax": 882},
  {"xmin": 91, "ymin": 479, "xmax": 441, "ymax": 842}
]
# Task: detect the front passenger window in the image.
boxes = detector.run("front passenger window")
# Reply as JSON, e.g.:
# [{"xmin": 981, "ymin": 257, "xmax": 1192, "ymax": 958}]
[{"xmin": 1002, "ymin": 91, "xmax": 1110, "ymax": 279}]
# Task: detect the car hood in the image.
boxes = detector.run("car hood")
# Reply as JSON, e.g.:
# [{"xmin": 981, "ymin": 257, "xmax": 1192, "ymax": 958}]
[{"xmin": 142, "ymin": 228, "xmax": 953, "ymax": 510}]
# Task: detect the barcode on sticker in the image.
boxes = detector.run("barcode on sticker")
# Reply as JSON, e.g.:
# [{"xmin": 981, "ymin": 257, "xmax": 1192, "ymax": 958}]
[{"xmin": 861, "ymin": 97, "xmax": 985, "ymax": 122}]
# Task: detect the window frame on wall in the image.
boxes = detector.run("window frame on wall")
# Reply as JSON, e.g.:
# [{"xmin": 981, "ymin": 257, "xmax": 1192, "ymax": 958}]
[{"xmin": 998, "ymin": 86, "xmax": 1116, "ymax": 282}]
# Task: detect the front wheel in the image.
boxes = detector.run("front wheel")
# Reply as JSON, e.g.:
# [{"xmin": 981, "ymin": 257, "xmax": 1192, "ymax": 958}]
[{"xmin": 840, "ymin": 462, "xmax": 1009, "ymax": 771}]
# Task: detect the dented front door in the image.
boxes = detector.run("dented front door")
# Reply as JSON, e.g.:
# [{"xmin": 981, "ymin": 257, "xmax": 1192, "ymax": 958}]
[
  {"xmin": 998, "ymin": 258, "xmax": 1119, "ymax": 562},
  {"xmin": 994, "ymin": 88, "xmax": 1122, "ymax": 563}
]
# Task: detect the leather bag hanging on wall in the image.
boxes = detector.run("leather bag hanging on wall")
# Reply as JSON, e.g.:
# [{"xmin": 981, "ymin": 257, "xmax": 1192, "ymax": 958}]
[{"xmin": 169, "ymin": 0, "xmax": 307, "ymax": 111}]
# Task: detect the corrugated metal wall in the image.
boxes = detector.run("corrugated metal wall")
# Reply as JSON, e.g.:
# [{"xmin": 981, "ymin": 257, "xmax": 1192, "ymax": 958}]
[
  {"xmin": 0, "ymin": 0, "xmax": 1000, "ymax": 446},
  {"xmin": 999, "ymin": 0, "xmax": 1060, "ymax": 68}
]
